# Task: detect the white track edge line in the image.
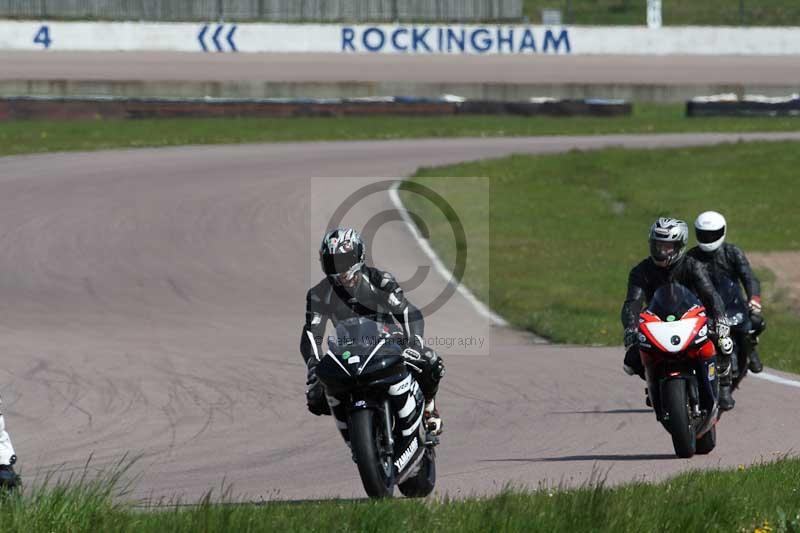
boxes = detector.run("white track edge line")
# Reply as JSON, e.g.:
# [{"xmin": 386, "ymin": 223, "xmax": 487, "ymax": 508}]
[
  {"xmin": 389, "ymin": 180, "xmax": 509, "ymax": 327},
  {"xmin": 752, "ymin": 371, "xmax": 800, "ymax": 388}
]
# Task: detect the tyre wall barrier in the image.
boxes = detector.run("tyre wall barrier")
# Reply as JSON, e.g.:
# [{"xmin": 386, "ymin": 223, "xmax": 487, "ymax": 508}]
[{"xmin": 0, "ymin": 95, "xmax": 631, "ymax": 121}]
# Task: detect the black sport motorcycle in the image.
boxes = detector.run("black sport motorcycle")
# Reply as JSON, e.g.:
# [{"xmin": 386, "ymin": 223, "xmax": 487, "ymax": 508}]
[
  {"xmin": 315, "ymin": 318, "xmax": 437, "ymax": 499},
  {"xmin": 638, "ymin": 283, "xmax": 720, "ymax": 458}
]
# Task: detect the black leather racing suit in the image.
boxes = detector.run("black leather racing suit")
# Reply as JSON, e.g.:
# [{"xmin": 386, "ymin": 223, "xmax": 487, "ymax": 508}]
[
  {"xmin": 687, "ymin": 243, "xmax": 760, "ymax": 303},
  {"xmin": 621, "ymin": 255, "xmax": 727, "ymax": 378},
  {"xmin": 688, "ymin": 242, "xmax": 764, "ymax": 371},
  {"xmin": 301, "ymin": 266, "xmax": 443, "ymax": 413}
]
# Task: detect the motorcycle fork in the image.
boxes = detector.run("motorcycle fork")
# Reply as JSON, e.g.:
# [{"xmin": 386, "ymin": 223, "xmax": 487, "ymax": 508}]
[
  {"xmin": 382, "ymin": 399, "xmax": 394, "ymax": 451},
  {"xmin": 686, "ymin": 376, "xmax": 701, "ymax": 418},
  {"xmin": 696, "ymin": 357, "xmax": 719, "ymax": 411}
]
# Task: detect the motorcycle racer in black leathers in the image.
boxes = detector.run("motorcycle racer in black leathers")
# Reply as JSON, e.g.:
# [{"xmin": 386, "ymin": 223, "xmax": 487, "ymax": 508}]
[
  {"xmin": 622, "ymin": 217, "xmax": 736, "ymax": 410},
  {"xmin": 301, "ymin": 228, "xmax": 444, "ymax": 437},
  {"xmin": 688, "ymin": 211, "xmax": 765, "ymax": 375}
]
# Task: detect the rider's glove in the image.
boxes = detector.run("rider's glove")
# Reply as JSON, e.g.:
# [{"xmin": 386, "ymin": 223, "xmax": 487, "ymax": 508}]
[
  {"xmin": 713, "ymin": 318, "xmax": 733, "ymax": 356},
  {"xmin": 305, "ymin": 362, "xmax": 330, "ymax": 416},
  {"xmin": 715, "ymin": 319, "xmax": 730, "ymax": 340},
  {"xmin": 748, "ymin": 296, "xmax": 762, "ymax": 314}
]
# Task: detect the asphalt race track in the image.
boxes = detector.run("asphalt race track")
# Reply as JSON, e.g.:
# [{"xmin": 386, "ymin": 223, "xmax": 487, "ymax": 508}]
[
  {"xmin": 2, "ymin": 132, "xmax": 800, "ymax": 501},
  {"xmin": 3, "ymin": 52, "xmax": 800, "ymax": 85}
]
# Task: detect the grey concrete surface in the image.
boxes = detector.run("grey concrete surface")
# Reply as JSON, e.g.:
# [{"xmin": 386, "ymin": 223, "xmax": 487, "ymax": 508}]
[
  {"xmin": 1, "ymin": 132, "xmax": 799, "ymax": 502},
  {"xmin": 4, "ymin": 52, "xmax": 800, "ymax": 85}
]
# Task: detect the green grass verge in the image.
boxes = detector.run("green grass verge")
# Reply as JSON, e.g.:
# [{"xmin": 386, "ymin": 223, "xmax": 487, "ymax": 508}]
[
  {"xmin": 3, "ymin": 104, "xmax": 800, "ymax": 158},
  {"xmin": 523, "ymin": 0, "xmax": 800, "ymax": 26},
  {"xmin": 3, "ymin": 458, "xmax": 799, "ymax": 532},
  {"xmin": 404, "ymin": 141, "xmax": 800, "ymax": 372}
]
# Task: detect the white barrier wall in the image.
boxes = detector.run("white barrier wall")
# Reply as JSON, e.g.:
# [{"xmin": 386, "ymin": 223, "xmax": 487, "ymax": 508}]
[{"xmin": 2, "ymin": 20, "xmax": 800, "ymax": 55}]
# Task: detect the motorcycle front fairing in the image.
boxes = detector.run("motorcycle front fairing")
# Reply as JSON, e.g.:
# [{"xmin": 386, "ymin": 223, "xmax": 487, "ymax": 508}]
[
  {"xmin": 712, "ymin": 273, "xmax": 749, "ymax": 328},
  {"xmin": 315, "ymin": 318, "xmax": 428, "ymax": 483},
  {"xmin": 638, "ymin": 283, "xmax": 719, "ymax": 424}
]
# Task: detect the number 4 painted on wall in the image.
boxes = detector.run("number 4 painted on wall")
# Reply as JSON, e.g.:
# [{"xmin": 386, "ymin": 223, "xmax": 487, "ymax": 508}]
[{"xmin": 34, "ymin": 25, "xmax": 52, "ymax": 48}]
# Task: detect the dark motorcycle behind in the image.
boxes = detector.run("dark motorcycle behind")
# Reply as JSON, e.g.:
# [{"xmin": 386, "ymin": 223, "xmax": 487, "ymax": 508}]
[
  {"xmin": 638, "ymin": 283, "xmax": 720, "ymax": 458},
  {"xmin": 314, "ymin": 317, "xmax": 437, "ymax": 499},
  {"xmin": 712, "ymin": 274, "xmax": 752, "ymax": 391}
]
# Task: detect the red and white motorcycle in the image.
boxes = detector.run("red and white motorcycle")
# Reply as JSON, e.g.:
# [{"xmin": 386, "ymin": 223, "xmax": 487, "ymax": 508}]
[{"xmin": 638, "ymin": 282, "xmax": 721, "ymax": 458}]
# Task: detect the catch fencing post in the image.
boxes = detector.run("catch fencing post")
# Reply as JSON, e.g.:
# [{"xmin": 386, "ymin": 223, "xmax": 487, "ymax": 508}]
[{"xmin": 647, "ymin": 0, "xmax": 662, "ymax": 28}]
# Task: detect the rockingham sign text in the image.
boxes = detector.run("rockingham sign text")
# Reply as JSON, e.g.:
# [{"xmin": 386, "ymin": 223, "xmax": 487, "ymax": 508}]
[
  {"xmin": 341, "ymin": 26, "xmax": 571, "ymax": 54},
  {"xmin": 1, "ymin": 21, "xmax": 799, "ymax": 55}
]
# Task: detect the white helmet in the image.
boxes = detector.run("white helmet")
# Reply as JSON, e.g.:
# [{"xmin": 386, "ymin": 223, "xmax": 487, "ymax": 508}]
[{"xmin": 694, "ymin": 211, "xmax": 727, "ymax": 253}]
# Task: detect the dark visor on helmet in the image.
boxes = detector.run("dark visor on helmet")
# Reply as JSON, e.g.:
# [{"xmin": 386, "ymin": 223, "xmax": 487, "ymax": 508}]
[
  {"xmin": 696, "ymin": 228, "xmax": 724, "ymax": 244},
  {"xmin": 321, "ymin": 250, "xmax": 361, "ymax": 275},
  {"xmin": 650, "ymin": 240, "xmax": 679, "ymax": 261}
]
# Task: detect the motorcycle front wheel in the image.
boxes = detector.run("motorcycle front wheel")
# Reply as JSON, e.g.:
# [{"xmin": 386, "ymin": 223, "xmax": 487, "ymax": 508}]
[
  {"xmin": 663, "ymin": 379, "xmax": 696, "ymax": 458},
  {"xmin": 696, "ymin": 424, "xmax": 716, "ymax": 455},
  {"xmin": 398, "ymin": 447, "xmax": 436, "ymax": 498},
  {"xmin": 350, "ymin": 408, "xmax": 395, "ymax": 498}
]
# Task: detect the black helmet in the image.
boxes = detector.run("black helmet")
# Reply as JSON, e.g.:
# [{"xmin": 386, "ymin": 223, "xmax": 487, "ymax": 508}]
[
  {"xmin": 649, "ymin": 217, "xmax": 688, "ymax": 267},
  {"xmin": 319, "ymin": 228, "xmax": 365, "ymax": 286}
]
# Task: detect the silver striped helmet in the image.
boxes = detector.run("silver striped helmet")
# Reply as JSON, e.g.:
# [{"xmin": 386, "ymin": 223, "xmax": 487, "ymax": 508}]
[
  {"xmin": 649, "ymin": 217, "xmax": 688, "ymax": 267},
  {"xmin": 319, "ymin": 227, "xmax": 365, "ymax": 286}
]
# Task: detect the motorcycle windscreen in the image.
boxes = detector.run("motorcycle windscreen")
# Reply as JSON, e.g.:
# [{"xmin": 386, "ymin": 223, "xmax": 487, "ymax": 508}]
[
  {"xmin": 711, "ymin": 273, "xmax": 748, "ymax": 325},
  {"xmin": 328, "ymin": 317, "xmax": 382, "ymax": 357},
  {"xmin": 647, "ymin": 282, "xmax": 702, "ymax": 322}
]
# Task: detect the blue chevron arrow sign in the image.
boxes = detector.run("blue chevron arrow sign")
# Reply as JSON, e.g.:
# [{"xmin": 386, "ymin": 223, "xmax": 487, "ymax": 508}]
[{"xmin": 198, "ymin": 24, "xmax": 238, "ymax": 52}]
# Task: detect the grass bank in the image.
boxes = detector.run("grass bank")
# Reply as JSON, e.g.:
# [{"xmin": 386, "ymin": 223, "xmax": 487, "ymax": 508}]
[
  {"xmin": 403, "ymin": 141, "xmax": 800, "ymax": 372},
  {"xmin": 3, "ymin": 104, "xmax": 800, "ymax": 158},
  {"xmin": 2, "ymin": 458, "xmax": 799, "ymax": 532}
]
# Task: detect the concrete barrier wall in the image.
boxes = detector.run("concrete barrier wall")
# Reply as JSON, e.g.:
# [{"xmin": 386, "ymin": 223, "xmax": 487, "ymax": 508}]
[{"xmin": 2, "ymin": 20, "xmax": 800, "ymax": 55}]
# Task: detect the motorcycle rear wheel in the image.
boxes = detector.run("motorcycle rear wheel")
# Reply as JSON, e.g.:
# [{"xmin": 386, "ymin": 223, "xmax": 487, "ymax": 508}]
[
  {"xmin": 350, "ymin": 409, "xmax": 395, "ymax": 498},
  {"xmin": 663, "ymin": 379, "xmax": 696, "ymax": 458}
]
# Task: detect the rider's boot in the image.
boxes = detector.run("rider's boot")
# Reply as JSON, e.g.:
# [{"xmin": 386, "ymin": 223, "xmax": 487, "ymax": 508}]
[
  {"xmin": 748, "ymin": 348, "xmax": 764, "ymax": 373},
  {"xmin": 719, "ymin": 385, "xmax": 735, "ymax": 411},
  {"xmin": 717, "ymin": 354, "xmax": 735, "ymax": 411},
  {"xmin": 0, "ymin": 464, "xmax": 19, "ymax": 491}
]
